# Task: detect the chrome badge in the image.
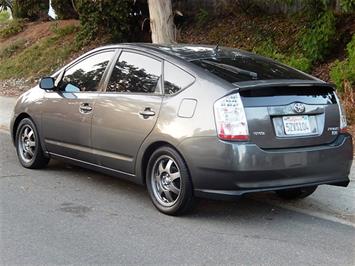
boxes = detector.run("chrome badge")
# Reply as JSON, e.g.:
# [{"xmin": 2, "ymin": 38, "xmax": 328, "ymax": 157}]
[{"xmin": 293, "ymin": 103, "xmax": 306, "ymax": 114}]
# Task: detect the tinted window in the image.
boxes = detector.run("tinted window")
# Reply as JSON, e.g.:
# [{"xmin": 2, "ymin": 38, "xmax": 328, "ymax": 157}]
[
  {"xmin": 240, "ymin": 86, "xmax": 336, "ymax": 106},
  {"xmin": 107, "ymin": 52, "xmax": 161, "ymax": 93},
  {"xmin": 164, "ymin": 61, "xmax": 195, "ymax": 94},
  {"xmin": 192, "ymin": 56, "xmax": 311, "ymax": 83},
  {"xmin": 61, "ymin": 51, "xmax": 114, "ymax": 92}
]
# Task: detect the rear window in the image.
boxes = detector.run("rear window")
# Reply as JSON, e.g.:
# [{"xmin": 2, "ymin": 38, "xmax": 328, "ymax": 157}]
[
  {"xmin": 191, "ymin": 57, "xmax": 312, "ymax": 83},
  {"xmin": 240, "ymin": 86, "xmax": 337, "ymax": 106}
]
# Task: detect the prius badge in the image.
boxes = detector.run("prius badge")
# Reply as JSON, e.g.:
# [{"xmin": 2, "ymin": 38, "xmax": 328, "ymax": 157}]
[{"xmin": 293, "ymin": 103, "xmax": 306, "ymax": 114}]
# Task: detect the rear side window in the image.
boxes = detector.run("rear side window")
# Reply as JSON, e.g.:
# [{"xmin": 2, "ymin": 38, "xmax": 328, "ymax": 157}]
[
  {"xmin": 164, "ymin": 61, "xmax": 195, "ymax": 94},
  {"xmin": 107, "ymin": 51, "xmax": 162, "ymax": 93},
  {"xmin": 61, "ymin": 51, "xmax": 114, "ymax": 92}
]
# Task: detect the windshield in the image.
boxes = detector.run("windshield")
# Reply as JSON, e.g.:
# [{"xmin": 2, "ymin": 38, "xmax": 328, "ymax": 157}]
[{"xmin": 191, "ymin": 56, "xmax": 312, "ymax": 83}]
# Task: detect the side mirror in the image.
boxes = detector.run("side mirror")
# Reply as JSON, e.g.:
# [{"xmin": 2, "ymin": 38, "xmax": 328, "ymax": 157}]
[{"xmin": 39, "ymin": 77, "xmax": 55, "ymax": 90}]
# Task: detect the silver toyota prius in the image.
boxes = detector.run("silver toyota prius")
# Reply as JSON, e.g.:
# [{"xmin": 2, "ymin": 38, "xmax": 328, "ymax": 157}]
[{"xmin": 10, "ymin": 43, "xmax": 353, "ymax": 215}]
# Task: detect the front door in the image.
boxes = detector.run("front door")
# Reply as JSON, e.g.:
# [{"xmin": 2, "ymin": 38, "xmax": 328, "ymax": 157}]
[
  {"xmin": 92, "ymin": 50, "xmax": 163, "ymax": 174},
  {"xmin": 42, "ymin": 50, "xmax": 116, "ymax": 163}
]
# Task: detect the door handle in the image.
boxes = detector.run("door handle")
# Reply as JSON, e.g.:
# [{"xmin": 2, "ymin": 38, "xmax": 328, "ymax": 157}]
[
  {"xmin": 79, "ymin": 103, "xmax": 92, "ymax": 113},
  {"xmin": 139, "ymin": 108, "xmax": 155, "ymax": 118}
]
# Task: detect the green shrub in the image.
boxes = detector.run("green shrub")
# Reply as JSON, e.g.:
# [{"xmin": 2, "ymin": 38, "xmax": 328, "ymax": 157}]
[
  {"xmin": 51, "ymin": 0, "xmax": 78, "ymax": 19},
  {"xmin": 196, "ymin": 9, "xmax": 209, "ymax": 27},
  {"xmin": 286, "ymin": 56, "xmax": 312, "ymax": 73},
  {"xmin": 330, "ymin": 34, "xmax": 355, "ymax": 92},
  {"xmin": 253, "ymin": 39, "xmax": 284, "ymax": 60},
  {"xmin": 0, "ymin": 10, "xmax": 10, "ymax": 22},
  {"xmin": 75, "ymin": 0, "xmax": 134, "ymax": 45},
  {"xmin": 13, "ymin": 0, "xmax": 48, "ymax": 21},
  {"xmin": 254, "ymin": 39, "xmax": 311, "ymax": 73},
  {"xmin": 339, "ymin": 0, "xmax": 355, "ymax": 13},
  {"xmin": 0, "ymin": 19, "xmax": 24, "ymax": 38},
  {"xmin": 299, "ymin": 10, "xmax": 336, "ymax": 63}
]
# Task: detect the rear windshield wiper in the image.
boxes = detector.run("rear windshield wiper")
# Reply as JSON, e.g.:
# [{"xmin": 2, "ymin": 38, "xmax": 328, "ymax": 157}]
[{"xmin": 198, "ymin": 59, "xmax": 258, "ymax": 80}]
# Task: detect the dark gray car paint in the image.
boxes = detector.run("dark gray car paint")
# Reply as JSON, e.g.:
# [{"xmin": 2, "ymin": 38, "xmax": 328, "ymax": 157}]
[{"xmin": 10, "ymin": 43, "xmax": 353, "ymax": 199}]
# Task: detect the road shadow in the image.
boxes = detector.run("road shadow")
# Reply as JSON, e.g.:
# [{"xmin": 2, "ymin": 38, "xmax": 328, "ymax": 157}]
[{"xmin": 44, "ymin": 159, "xmax": 305, "ymax": 225}]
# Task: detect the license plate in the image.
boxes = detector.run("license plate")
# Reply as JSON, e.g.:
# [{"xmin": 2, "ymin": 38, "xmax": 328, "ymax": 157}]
[{"xmin": 282, "ymin": 115, "xmax": 311, "ymax": 135}]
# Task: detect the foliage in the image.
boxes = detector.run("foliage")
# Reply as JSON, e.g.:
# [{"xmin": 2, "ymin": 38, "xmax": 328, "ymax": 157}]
[
  {"xmin": 271, "ymin": 0, "xmax": 355, "ymax": 14},
  {"xmin": 13, "ymin": 0, "xmax": 48, "ymax": 21},
  {"xmin": 299, "ymin": 10, "xmax": 336, "ymax": 63},
  {"xmin": 51, "ymin": 0, "xmax": 78, "ymax": 19},
  {"xmin": 330, "ymin": 34, "xmax": 355, "ymax": 92},
  {"xmin": 0, "ymin": 38, "xmax": 26, "ymax": 58},
  {"xmin": 339, "ymin": 0, "xmax": 355, "ymax": 13},
  {"xmin": 51, "ymin": 23, "xmax": 79, "ymax": 36},
  {"xmin": 0, "ymin": 19, "xmax": 24, "ymax": 38},
  {"xmin": 330, "ymin": 34, "xmax": 355, "ymax": 124},
  {"xmin": 196, "ymin": 8, "xmax": 209, "ymax": 27},
  {"xmin": 75, "ymin": 0, "xmax": 134, "ymax": 45},
  {"xmin": 253, "ymin": 39, "xmax": 312, "ymax": 72},
  {"xmin": 286, "ymin": 56, "xmax": 312, "ymax": 73},
  {"xmin": 0, "ymin": 10, "xmax": 10, "ymax": 22},
  {"xmin": 0, "ymin": 24, "xmax": 80, "ymax": 79}
]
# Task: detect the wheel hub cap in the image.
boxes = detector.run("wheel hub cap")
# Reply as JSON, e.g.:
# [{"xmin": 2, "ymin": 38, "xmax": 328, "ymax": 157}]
[
  {"xmin": 18, "ymin": 125, "xmax": 36, "ymax": 163},
  {"xmin": 151, "ymin": 155, "xmax": 182, "ymax": 207},
  {"xmin": 161, "ymin": 173, "xmax": 172, "ymax": 189}
]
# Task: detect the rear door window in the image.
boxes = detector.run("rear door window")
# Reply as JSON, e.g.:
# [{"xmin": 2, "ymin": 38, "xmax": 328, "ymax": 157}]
[
  {"xmin": 107, "ymin": 51, "xmax": 162, "ymax": 93},
  {"xmin": 163, "ymin": 61, "xmax": 195, "ymax": 95}
]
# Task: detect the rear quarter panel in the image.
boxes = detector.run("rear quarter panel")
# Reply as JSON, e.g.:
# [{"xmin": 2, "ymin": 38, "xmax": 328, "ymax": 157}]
[{"xmin": 135, "ymin": 74, "xmax": 233, "ymax": 182}]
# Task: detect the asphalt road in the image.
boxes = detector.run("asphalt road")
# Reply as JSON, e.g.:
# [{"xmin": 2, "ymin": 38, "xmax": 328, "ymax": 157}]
[{"xmin": 1, "ymin": 130, "xmax": 355, "ymax": 265}]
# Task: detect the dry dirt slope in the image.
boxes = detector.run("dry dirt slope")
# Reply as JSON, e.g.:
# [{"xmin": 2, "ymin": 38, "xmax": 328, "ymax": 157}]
[{"xmin": 0, "ymin": 19, "xmax": 96, "ymax": 96}]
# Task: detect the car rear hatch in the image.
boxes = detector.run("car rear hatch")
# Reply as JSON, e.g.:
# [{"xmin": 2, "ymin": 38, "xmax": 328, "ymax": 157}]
[{"xmin": 237, "ymin": 81, "xmax": 340, "ymax": 149}]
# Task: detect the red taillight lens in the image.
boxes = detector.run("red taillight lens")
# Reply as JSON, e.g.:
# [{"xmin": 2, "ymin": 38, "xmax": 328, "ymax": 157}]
[{"xmin": 214, "ymin": 93, "xmax": 249, "ymax": 141}]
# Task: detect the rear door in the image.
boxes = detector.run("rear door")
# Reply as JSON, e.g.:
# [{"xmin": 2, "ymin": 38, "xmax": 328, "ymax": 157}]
[
  {"xmin": 240, "ymin": 83, "xmax": 340, "ymax": 149},
  {"xmin": 92, "ymin": 50, "xmax": 163, "ymax": 174},
  {"xmin": 42, "ymin": 50, "xmax": 116, "ymax": 162}
]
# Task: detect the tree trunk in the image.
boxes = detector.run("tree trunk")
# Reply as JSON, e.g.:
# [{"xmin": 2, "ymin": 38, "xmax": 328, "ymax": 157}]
[
  {"xmin": 334, "ymin": 0, "xmax": 342, "ymax": 14},
  {"xmin": 148, "ymin": 0, "xmax": 175, "ymax": 44}
]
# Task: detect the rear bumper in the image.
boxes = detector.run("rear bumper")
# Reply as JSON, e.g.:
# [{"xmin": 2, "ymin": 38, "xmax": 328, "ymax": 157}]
[{"xmin": 178, "ymin": 133, "xmax": 353, "ymax": 200}]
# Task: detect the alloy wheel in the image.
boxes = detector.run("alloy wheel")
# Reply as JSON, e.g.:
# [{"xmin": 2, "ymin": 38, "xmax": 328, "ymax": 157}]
[
  {"xmin": 151, "ymin": 155, "xmax": 181, "ymax": 207},
  {"xmin": 18, "ymin": 125, "xmax": 36, "ymax": 163}
]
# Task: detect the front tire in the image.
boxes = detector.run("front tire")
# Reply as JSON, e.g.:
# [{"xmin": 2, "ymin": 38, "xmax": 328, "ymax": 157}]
[
  {"xmin": 146, "ymin": 146, "xmax": 194, "ymax": 215},
  {"xmin": 275, "ymin": 186, "xmax": 317, "ymax": 200},
  {"xmin": 15, "ymin": 118, "xmax": 49, "ymax": 169}
]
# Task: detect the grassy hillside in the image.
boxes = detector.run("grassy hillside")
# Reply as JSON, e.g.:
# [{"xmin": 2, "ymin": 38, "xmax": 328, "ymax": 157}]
[
  {"xmin": 0, "ymin": 11, "xmax": 353, "ymax": 129},
  {"xmin": 0, "ymin": 17, "xmax": 110, "ymax": 94},
  {"xmin": 0, "ymin": 19, "xmax": 83, "ymax": 80}
]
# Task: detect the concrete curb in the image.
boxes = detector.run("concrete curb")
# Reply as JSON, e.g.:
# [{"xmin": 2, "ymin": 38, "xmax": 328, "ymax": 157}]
[{"xmin": 0, "ymin": 96, "xmax": 17, "ymax": 130}]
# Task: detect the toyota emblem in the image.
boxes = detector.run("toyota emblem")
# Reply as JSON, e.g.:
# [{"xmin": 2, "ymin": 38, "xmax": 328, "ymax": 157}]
[{"xmin": 293, "ymin": 103, "xmax": 305, "ymax": 113}]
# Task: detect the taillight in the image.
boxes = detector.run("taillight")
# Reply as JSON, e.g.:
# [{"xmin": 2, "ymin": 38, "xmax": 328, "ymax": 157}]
[
  {"xmin": 335, "ymin": 93, "xmax": 348, "ymax": 133},
  {"xmin": 214, "ymin": 93, "xmax": 249, "ymax": 141}
]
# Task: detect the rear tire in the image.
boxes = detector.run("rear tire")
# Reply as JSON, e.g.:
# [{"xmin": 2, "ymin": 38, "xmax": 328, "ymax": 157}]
[
  {"xmin": 275, "ymin": 186, "xmax": 317, "ymax": 200},
  {"xmin": 15, "ymin": 118, "xmax": 49, "ymax": 169},
  {"xmin": 146, "ymin": 146, "xmax": 194, "ymax": 215}
]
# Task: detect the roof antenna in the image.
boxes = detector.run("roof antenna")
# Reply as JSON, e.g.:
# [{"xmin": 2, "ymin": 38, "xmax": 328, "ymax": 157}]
[{"xmin": 214, "ymin": 43, "xmax": 220, "ymax": 52}]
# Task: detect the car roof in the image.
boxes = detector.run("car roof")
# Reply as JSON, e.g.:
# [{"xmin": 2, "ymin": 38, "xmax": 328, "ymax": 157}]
[
  {"xmin": 116, "ymin": 43, "xmax": 258, "ymax": 61},
  {"xmin": 58, "ymin": 43, "xmax": 320, "ymax": 85},
  {"xmin": 129, "ymin": 43, "xmax": 222, "ymax": 60}
]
